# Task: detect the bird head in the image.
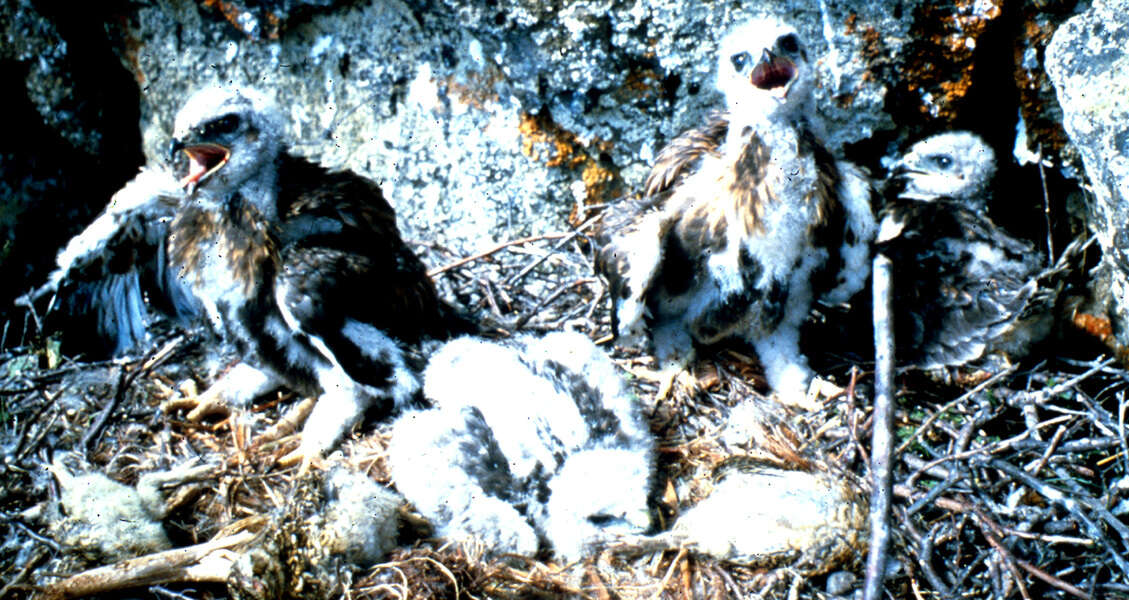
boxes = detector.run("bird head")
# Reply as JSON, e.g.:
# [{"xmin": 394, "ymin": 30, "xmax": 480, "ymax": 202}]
[
  {"xmin": 889, "ymin": 131, "xmax": 997, "ymax": 205},
  {"xmin": 543, "ymin": 447, "xmax": 653, "ymax": 560},
  {"xmin": 169, "ymin": 86, "xmax": 285, "ymax": 203},
  {"xmin": 716, "ymin": 17, "xmax": 814, "ymax": 119}
]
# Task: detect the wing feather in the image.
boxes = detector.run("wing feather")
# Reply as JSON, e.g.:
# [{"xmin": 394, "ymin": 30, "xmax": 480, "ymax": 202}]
[
  {"xmin": 21, "ymin": 168, "xmax": 197, "ymax": 355},
  {"xmin": 276, "ymin": 155, "xmax": 470, "ymax": 344},
  {"xmin": 878, "ymin": 198, "xmax": 1044, "ymax": 368}
]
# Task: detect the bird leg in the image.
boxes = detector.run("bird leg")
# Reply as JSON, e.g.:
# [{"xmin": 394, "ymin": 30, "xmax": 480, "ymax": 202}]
[
  {"xmin": 281, "ymin": 387, "xmax": 366, "ymax": 468},
  {"xmin": 623, "ymin": 361, "xmax": 699, "ymax": 401},
  {"xmin": 751, "ymin": 327, "xmax": 819, "ymax": 410},
  {"xmin": 161, "ymin": 362, "xmax": 280, "ymax": 422}
]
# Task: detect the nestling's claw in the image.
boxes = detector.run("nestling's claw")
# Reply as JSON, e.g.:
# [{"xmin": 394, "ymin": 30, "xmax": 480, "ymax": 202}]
[
  {"xmin": 279, "ymin": 445, "xmax": 327, "ymax": 475},
  {"xmin": 626, "ymin": 364, "xmax": 700, "ymax": 401},
  {"xmin": 160, "ymin": 380, "xmax": 231, "ymax": 422}
]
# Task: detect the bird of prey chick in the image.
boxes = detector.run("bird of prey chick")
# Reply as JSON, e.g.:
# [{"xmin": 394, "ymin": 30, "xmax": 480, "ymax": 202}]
[
  {"xmin": 25, "ymin": 85, "xmax": 468, "ymax": 460},
  {"xmin": 387, "ymin": 331, "xmax": 654, "ymax": 561},
  {"xmin": 596, "ymin": 16, "xmax": 876, "ymax": 404},
  {"xmin": 878, "ymin": 131, "xmax": 1067, "ymax": 369}
]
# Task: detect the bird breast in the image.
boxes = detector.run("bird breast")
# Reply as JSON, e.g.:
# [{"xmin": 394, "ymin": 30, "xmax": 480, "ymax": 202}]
[{"xmin": 169, "ymin": 204, "xmax": 279, "ymax": 324}]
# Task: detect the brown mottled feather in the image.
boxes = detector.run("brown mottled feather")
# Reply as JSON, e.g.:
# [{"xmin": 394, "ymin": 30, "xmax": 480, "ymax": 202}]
[
  {"xmin": 643, "ymin": 111, "xmax": 729, "ymax": 199},
  {"xmin": 671, "ymin": 128, "xmax": 841, "ymax": 259},
  {"xmin": 170, "ymin": 204, "xmax": 278, "ymax": 296}
]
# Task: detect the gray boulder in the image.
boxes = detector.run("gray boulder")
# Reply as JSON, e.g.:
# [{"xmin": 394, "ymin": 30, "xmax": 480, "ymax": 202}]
[{"xmin": 1047, "ymin": 0, "xmax": 1129, "ymax": 348}]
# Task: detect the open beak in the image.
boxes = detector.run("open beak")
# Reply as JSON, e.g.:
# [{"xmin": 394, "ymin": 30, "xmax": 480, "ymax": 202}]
[
  {"xmin": 175, "ymin": 143, "xmax": 231, "ymax": 193},
  {"xmin": 750, "ymin": 48, "xmax": 797, "ymax": 99}
]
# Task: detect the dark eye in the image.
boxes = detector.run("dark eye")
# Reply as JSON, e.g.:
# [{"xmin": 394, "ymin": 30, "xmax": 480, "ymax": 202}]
[
  {"xmin": 777, "ymin": 34, "xmax": 801, "ymax": 54},
  {"xmin": 927, "ymin": 154, "xmax": 954, "ymax": 170},
  {"xmin": 587, "ymin": 514, "xmax": 615, "ymax": 526},
  {"xmin": 730, "ymin": 51, "xmax": 752, "ymax": 71},
  {"xmin": 203, "ymin": 114, "xmax": 241, "ymax": 137}
]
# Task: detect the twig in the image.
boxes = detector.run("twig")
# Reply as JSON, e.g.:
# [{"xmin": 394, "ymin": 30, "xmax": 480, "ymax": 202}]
[
  {"xmin": 13, "ymin": 520, "xmax": 63, "ymax": 553},
  {"xmin": 865, "ymin": 254, "xmax": 894, "ymax": 600},
  {"xmin": 427, "ymin": 233, "xmax": 571, "ymax": 278},
  {"xmin": 82, "ymin": 366, "xmax": 129, "ymax": 453},
  {"xmin": 0, "ymin": 547, "xmax": 50, "ymax": 598},
  {"xmin": 82, "ymin": 336, "xmax": 183, "ymax": 453},
  {"xmin": 976, "ymin": 506, "xmax": 1093, "ymax": 599},
  {"xmin": 1016, "ymin": 357, "xmax": 1114, "ymax": 406},
  {"xmin": 1025, "ymin": 424, "xmax": 1067, "ymax": 476},
  {"xmin": 508, "ymin": 278, "xmax": 596, "ymax": 331},
  {"xmin": 895, "ymin": 365, "xmax": 1017, "ymax": 456},
  {"xmin": 502, "ymin": 216, "xmax": 600, "ymax": 288},
  {"xmin": 973, "ymin": 509, "xmax": 1032, "ymax": 600},
  {"xmin": 1036, "ymin": 145, "xmax": 1054, "ymax": 266},
  {"xmin": 38, "ymin": 530, "xmax": 256, "ymax": 600},
  {"xmin": 989, "ymin": 459, "xmax": 1129, "ymax": 578},
  {"xmin": 652, "ymin": 547, "xmax": 687, "ymax": 600}
]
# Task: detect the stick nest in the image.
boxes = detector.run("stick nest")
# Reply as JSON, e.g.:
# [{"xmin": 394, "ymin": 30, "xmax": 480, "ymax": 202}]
[{"xmin": 1, "ymin": 220, "xmax": 1125, "ymax": 600}]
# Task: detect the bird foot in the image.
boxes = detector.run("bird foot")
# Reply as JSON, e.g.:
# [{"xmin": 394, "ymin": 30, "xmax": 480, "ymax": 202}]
[
  {"xmin": 278, "ymin": 447, "xmax": 328, "ymax": 475},
  {"xmin": 624, "ymin": 365, "xmax": 695, "ymax": 401},
  {"xmin": 160, "ymin": 379, "xmax": 231, "ymax": 422}
]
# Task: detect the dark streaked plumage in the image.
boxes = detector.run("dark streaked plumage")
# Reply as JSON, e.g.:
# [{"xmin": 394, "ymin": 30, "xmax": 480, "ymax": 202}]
[
  {"xmin": 878, "ymin": 131, "xmax": 1057, "ymax": 368},
  {"xmin": 388, "ymin": 332, "xmax": 654, "ymax": 561},
  {"xmin": 595, "ymin": 17, "xmax": 876, "ymax": 403},
  {"xmin": 165, "ymin": 85, "xmax": 471, "ymax": 458},
  {"xmin": 25, "ymin": 85, "xmax": 468, "ymax": 458}
]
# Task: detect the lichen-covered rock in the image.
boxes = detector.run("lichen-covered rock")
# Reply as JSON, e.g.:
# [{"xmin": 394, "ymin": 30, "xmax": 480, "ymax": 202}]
[
  {"xmin": 1046, "ymin": 0, "xmax": 1129, "ymax": 348},
  {"xmin": 0, "ymin": 0, "xmax": 1091, "ymax": 335},
  {"xmin": 0, "ymin": 1, "xmax": 144, "ymax": 311},
  {"xmin": 113, "ymin": 0, "xmax": 919, "ymax": 258}
]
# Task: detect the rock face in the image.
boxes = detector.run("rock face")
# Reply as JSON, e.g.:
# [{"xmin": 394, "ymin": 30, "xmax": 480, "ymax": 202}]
[
  {"xmin": 1047, "ymin": 0, "xmax": 1129, "ymax": 348},
  {"xmin": 0, "ymin": 0, "xmax": 1090, "ymax": 329},
  {"xmin": 117, "ymin": 0, "xmax": 909, "ymax": 257}
]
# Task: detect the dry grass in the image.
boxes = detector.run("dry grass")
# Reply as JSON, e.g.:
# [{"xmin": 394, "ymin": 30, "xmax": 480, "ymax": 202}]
[{"xmin": 1, "ymin": 223, "xmax": 1126, "ymax": 599}]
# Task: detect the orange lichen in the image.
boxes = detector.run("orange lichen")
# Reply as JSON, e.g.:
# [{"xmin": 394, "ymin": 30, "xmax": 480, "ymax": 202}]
[
  {"xmin": 1012, "ymin": 6, "xmax": 1072, "ymax": 157},
  {"xmin": 883, "ymin": 0, "xmax": 1005, "ymax": 124},
  {"xmin": 1072, "ymin": 311, "xmax": 1129, "ymax": 367},
  {"xmin": 518, "ymin": 110, "xmax": 623, "ymax": 224},
  {"xmin": 1074, "ymin": 312, "xmax": 1114, "ymax": 340},
  {"xmin": 112, "ymin": 16, "xmax": 147, "ymax": 85},
  {"xmin": 443, "ymin": 66, "xmax": 505, "ymax": 111},
  {"xmin": 199, "ymin": 0, "xmax": 282, "ymax": 39},
  {"xmin": 840, "ymin": 12, "xmax": 892, "ymax": 108},
  {"xmin": 614, "ymin": 67, "xmax": 662, "ymax": 103},
  {"xmin": 518, "ymin": 111, "xmax": 586, "ymax": 168}
]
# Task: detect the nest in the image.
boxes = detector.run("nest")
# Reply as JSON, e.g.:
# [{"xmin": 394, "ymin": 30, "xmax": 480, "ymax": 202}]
[{"xmin": 1, "ymin": 217, "xmax": 1127, "ymax": 600}]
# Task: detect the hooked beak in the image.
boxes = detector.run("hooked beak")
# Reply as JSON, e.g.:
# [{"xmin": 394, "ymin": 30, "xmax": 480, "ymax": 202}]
[
  {"xmin": 167, "ymin": 139, "xmax": 185, "ymax": 163},
  {"xmin": 750, "ymin": 48, "xmax": 797, "ymax": 99}
]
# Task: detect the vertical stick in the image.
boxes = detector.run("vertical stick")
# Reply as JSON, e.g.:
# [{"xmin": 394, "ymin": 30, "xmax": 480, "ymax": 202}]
[{"xmin": 865, "ymin": 254, "xmax": 895, "ymax": 600}]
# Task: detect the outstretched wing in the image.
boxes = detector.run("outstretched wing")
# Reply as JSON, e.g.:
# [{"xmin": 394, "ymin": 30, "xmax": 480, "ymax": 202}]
[{"xmin": 19, "ymin": 168, "xmax": 198, "ymax": 356}]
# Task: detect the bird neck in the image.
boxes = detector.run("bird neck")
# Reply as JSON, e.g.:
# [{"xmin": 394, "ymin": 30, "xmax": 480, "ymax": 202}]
[
  {"xmin": 723, "ymin": 110, "xmax": 805, "ymax": 156},
  {"xmin": 233, "ymin": 170, "xmax": 280, "ymax": 223},
  {"xmin": 195, "ymin": 160, "xmax": 280, "ymax": 223}
]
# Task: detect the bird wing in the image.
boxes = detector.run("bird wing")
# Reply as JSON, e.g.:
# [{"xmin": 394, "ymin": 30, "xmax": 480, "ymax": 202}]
[
  {"xmin": 594, "ymin": 113, "xmax": 728, "ymax": 339},
  {"xmin": 274, "ymin": 156, "xmax": 465, "ymax": 385},
  {"xmin": 19, "ymin": 167, "xmax": 198, "ymax": 356},
  {"xmin": 878, "ymin": 199, "xmax": 1044, "ymax": 367},
  {"xmin": 643, "ymin": 111, "xmax": 728, "ymax": 200}
]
